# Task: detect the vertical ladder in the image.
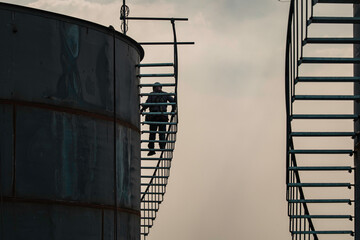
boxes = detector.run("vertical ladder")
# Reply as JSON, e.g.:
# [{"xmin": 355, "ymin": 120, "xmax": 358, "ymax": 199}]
[
  {"xmin": 286, "ymin": 0, "xmax": 357, "ymax": 239},
  {"xmin": 122, "ymin": 8, "xmax": 194, "ymax": 238}
]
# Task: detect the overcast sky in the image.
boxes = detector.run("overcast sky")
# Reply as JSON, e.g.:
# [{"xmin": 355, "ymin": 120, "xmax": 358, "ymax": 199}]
[{"xmin": 2, "ymin": 0, "xmax": 293, "ymax": 239}]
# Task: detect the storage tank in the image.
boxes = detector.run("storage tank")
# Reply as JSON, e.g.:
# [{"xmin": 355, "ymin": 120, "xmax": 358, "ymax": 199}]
[{"xmin": 0, "ymin": 2, "xmax": 143, "ymax": 239}]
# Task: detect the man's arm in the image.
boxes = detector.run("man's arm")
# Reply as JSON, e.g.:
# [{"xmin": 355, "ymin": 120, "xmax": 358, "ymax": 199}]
[
  {"xmin": 140, "ymin": 96, "xmax": 151, "ymax": 113},
  {"xmin": 167, "ymin": 95, "xmax": 176, "ymax": 112}
]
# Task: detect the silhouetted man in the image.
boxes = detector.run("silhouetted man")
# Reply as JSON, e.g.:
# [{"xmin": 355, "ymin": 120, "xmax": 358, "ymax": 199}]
[{"xmin": 140, "ymin": 82, "xmax": 175, "ymax": 156}]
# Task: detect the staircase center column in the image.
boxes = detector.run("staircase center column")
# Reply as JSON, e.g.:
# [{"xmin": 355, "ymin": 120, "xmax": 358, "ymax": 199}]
[{"xmin": 354, "ymin": 4, "xmax": 360, "ymax": 239}]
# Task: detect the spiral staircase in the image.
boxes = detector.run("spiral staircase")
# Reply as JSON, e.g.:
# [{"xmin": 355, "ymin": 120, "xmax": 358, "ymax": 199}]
[
  {"xmin": 120, "ymin": 4, "xmax": 193, "ymax": 239},
  {"xmin": 285, "ymin": 0, "xmax": 358, "ymax": 239}
]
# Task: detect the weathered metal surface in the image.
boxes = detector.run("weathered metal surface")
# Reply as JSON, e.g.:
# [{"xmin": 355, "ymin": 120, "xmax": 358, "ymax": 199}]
[{"xmin": 0, "ymin": 2, "xmax": 142, "ymax": 240}]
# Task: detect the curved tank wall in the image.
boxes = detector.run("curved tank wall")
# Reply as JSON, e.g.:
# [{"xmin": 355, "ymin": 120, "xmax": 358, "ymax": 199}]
[{"xmin": 0, "ymin": 3, "xmax": 143, "ymax": 240}]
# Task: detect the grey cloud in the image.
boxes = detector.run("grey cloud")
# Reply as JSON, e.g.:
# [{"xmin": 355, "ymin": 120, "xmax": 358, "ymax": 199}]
[
  {"xmin": 134, "ymin": 0, "xmax": 272, "ymax": 19},
  {"xmin": 84, "ymin": 0, "xmax": 117, "ymax": 3},
  {"xmin": 1, "ymin": 0, "xmax": 38, "ymax": 5}
]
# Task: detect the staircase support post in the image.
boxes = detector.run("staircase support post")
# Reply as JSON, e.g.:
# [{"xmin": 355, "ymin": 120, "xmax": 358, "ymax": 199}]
[{"xmin": 354, "ymin": 3, "xmax": 360, "ymax": 239}]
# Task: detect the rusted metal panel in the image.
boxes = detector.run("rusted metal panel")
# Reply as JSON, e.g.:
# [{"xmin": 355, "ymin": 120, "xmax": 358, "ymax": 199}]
[
  {"xmin": 116, "ymin": 126, "xmax": 141, "ymax": 210},
  {"xmin": 115, "ymin": 38, "xmax": 141, "ymax": 127},
  {"xmin": 15, "ymin": 106, "xmax": 116, "ymax": 204},
  {"xmin": 1, "ymin": 202, "xmax": 102, "ymax": 239},
  {"xmin": 0, "ymin": 3, "xmax": 142, "ymax": 127},
  {"xmin": 118, "ymin": 211, "xmax": 141, "ymax": 239},
  {"xmin": 0, "ymin": 104, "xmax": 13, "ymax": 196}
]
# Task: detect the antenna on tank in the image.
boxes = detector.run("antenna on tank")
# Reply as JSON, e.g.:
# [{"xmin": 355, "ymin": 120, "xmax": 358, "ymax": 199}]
[{"xmin": 120, "ymin": 0, "xmax": 129, "ymax": 35}]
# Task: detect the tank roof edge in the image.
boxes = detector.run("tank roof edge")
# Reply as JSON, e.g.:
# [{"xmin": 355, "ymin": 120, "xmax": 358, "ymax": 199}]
[{"xmin": 0, "ymin": 2, "xmax": 144, "ymax": 60}]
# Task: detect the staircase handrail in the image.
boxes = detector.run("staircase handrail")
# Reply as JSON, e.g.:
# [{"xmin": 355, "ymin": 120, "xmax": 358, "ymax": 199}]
[{"xmin": 285, "ymin": 0, "xmax": 318, "ymax": 239}]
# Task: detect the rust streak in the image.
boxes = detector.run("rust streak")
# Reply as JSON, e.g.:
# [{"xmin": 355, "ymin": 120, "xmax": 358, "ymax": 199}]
[{"xmin": 0, "ymin": 99, "xmax": 140, "ymax": 133}]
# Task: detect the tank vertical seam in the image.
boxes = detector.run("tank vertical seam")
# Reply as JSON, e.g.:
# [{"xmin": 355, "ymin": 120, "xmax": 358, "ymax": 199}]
[
  {"xmin": 12, "ymin": 104, "xmax": 16, "ymax": 197},
  {"xmin": 102, "ymin": 209, "xmax": 104, "ymax": 240},
  {"xmin": 112, "ymin": 28, "xmax": 118, "ymax": 240}
]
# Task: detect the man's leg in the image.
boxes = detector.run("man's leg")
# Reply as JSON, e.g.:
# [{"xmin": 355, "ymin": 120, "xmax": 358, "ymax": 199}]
[
  {"xmin": 148, "ymin": 124, "xmax": 157, "ymax": 156},
  {"xmin": 159, "ymin": 123, "xmax": 166, "ymax": 149},
  {"xmin": 148, "ymin": 124, "xmax": 157, "ymax": 149}
]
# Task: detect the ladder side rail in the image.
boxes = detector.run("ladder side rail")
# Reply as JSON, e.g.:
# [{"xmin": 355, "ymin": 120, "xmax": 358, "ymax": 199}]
[
  {"xmin": 140, "ymin": 21, "xmax": 179, "ymax": 201},
  {"xmin": 286, "ymin": 1, "xmax": 319, "ymax": 239},
  {"xmin": 289, "ymin": 137, "xmax": 319, "ymax": 240}
]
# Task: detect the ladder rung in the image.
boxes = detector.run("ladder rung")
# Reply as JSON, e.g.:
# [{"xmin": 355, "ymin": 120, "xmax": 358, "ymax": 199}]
[
  {"xmin": 137, "ymin": 63, "xmax": 174, "ymax": 67},
  {"xmin": 292, "ymin": 230, "xmax": 354, "ymax": 235},
  {"xmin": 296, "ymin": 76, "xmax": 360, "ymax": 82},
  {"xmin": 141, "ymin": 157, "xmax": 172, "ymax": 160},
  {"xmin": 288, "ymin": 199, "xmax": 352, "ymax": 203},
  {"xmin": 289, "ymin": 149, "xmax": 353, "ymax": 154},
  {"xmin": 291, "ymin": 114, "xmax": 358, "ymax": 120},
  {"xmin": 138, "ymin": 73, "xmax": 175, "ymax": 78},
  {"xmin": 140, "ymin": 83, "xmax": 176, "ymax": 87},
  {"xmin": 141, "ymin": 183, "xmax": 166, "ymax": 186},
  {"xmin": 142, "ymin": 130, "xmax": 176, "ymax": 134},
  {"xmin": 141, "ymin": 148, "xmax": 173, "ymax": 151},
  {"xmin": 141, "ymin": 192, "xmax": 164, "ymax": 194},
  {"xmin": 142, "ymin": 112, "xmax": 176, "ymax": 116},
  {"xmin": 141, "ymin": 140, "xmax": 176, "ymax": 143},
  {"xmin": 140, "ymin": 102, "xmax": 176, "ymax": 106},
  {"xmin": 309, "ymin": 16, "xmax": 360, "ymax": 24},
  {"xmin": 293, "ymin": 95, "xmax": 360, "ymax": 101},
  {"xmin": 288, "ymin": 183, "xmax": 352, "ymax": 187},
  {"xmin": 299, "ymin": 57, "xmax": 360, "ymax": 64},
  {"xmin": 141, "ymin": 175, "xmax": 169, "ymax": 178},
  {"xmin": 142, "ymin": 166, "xmax": 171, "ymax": 169},
  {"xmin": 290, "ymin": 132, "xmax": 355, "ymax": 137},
  {"xmin": 141, "ymin": 199, "xmax": 163, "ymax": 202},
  {"xmin": 140, "ymin": 93, "xmax": 176, "ymax": 96},
  {"xmin": 141, "ymin": 121, "xmax": 177, "ymax": 125},
  {"xmin": 304, "ymin": 37, "xmax": 360, "ymax": 44},
  {"xmin": 141, "ymin": 224, "xmax": 153, "ymax": 227},
  {"xmin": 290, "ymin": 215, "xmax": 352, "ymax": 219},
  {"xmin": 289, "ymin": 166, "xmax": 352, "ymax": 171}
]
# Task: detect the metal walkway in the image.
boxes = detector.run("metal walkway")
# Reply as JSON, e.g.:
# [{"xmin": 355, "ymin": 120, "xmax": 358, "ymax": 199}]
[
  {"xmin": 285, "ymin": 0, "xmax": 356, "ymax": 239},
  {"xmin": 121, "ymin": 3, "xmax": 193, "ymax": 239}
]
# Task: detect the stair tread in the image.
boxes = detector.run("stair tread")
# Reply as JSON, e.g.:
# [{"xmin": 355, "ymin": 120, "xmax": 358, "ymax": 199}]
[
  {"xmin": 290, "ymin": 214, "xmax": 352, "ymax": 218},
  {"xmin": 140, "ymin": 83, "xmax": 176, "ymax": 87},
  {"xmin": 309, "ymin": 16, "xmax": 360, "ymax": 24},
  {"xmin": 291, "ymin": 132, "xmax": 355, "ymax": 136},
  {"xmin": 288, "ymin": 199, "xmax": 352, "ymax": 203},
  {"xmin": 138, "ymin": 73, "xmax": 174, "ymax": 77},
  {"xmin": 291, "ymin": 114, "xmax": 358, "ymax": 119},
  {"xmin": 292, "ymin": 230, "xmax": 353, "ymax": 234},
  {"xmin": 315, "ymin": 0, "xmax": 359, "ymax": 4},
  {"xmin": 289, "ymin": 149, "xmax": 353, "ymax": 154},
  {"xmin": 288, "ymin": 182, "xmax": 352, "ymax": 187},
  {"xmin": 304, "ymin": 37, "xmax": 360, "ymax": 44},
  {"xmin": 141, "ymin": 157, "xmax": 172, "ymax": 160},
  {"xmin": 300, "ymin": 57, "xmax": 360, "ymax": 64},
  {"xmin": 137, "ymin": 63, "xmax": 174, "ymax": 67},
  {"xmin": 289, "ymin": 166, "xmax": 352, "ymax": 171},
  {"xmin": 296, "ymin": 76, "xmax": 360, "ymax": 82},
  {"xmin": 293, "ymin": 95, "xmax": 360, "ymax": 100}
]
